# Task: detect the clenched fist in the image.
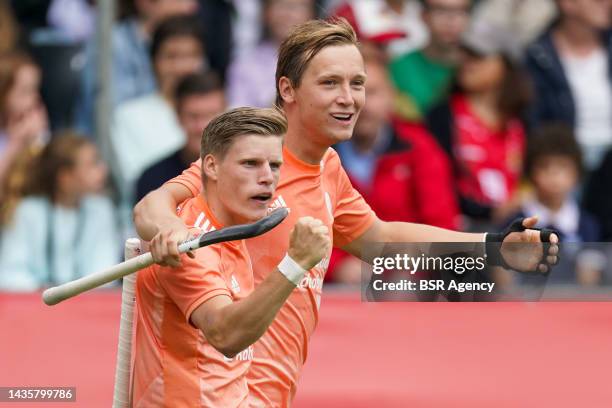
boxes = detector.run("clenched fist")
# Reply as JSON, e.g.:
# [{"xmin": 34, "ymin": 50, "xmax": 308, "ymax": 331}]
[{"xmin": 287, "ymin": 216, "xmax": 331, "ymax": 270}]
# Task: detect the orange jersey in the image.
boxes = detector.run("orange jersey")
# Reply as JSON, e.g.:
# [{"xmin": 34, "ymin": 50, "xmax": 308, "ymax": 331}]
[
  {"xmin": 133, "ymin": 195, "xmax": 255, "ymax": 408},
  {"xmin": 168, "ymin": 147, "xmax": 376, "ymax": 406}
]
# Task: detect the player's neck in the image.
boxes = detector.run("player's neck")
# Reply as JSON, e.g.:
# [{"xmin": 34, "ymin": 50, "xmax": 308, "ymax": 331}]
[
  {"xmin": 200, "ymin": 188, "xmax": 239, "ymax": 227},
  {"xmin": 284, "ymin": 127, "xmax": 327, "ymax": 165}
]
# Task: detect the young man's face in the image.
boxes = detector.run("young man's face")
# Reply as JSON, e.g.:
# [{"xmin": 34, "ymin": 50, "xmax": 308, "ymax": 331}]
[
  {"xmin": 287, "ymin": 44, "xmax": 366, "ymax": 147},
  {"xmin": 178, "ymin": 91, "xmax": 226, "ymax": 161},
  {"xmin": 208, "ymin": 134, "xmax": 283, "ymax": 224},
  {"xmin": 155, "ymin": 36, "xmax": 204, "ymax": 95}
]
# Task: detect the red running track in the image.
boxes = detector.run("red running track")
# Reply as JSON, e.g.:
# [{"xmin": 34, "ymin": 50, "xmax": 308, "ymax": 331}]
[{"xmin": 0, "ymin": 291, "xmax": 610, "ymax": 407}]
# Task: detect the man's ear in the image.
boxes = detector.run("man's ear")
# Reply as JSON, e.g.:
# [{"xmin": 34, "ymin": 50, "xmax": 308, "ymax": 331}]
[
  {"xmin": 202, "ymin": 154, "xmax": 219, "ymax": 181},
  {"xmin": 278, "ymin": 76, "xmax": 296, "ymax": 105}
]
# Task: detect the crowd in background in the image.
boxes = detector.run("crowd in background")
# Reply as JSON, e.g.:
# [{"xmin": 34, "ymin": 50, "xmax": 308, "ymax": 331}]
[{"xmin": 0, "ymin": 0, "xmax": 611, "ymax": 291}]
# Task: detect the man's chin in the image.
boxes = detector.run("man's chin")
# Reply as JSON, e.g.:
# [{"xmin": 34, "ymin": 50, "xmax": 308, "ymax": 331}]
[
  {"xmin": 328, "ymin": 129, "xmax": 354, "ymax": 144},
  {"xmin": 244, "ymin": 205, "xmax": 269, "ymax": 222}
]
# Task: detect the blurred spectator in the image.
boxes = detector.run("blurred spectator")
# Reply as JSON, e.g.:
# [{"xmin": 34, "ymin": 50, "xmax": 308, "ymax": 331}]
[
  {"xmin": 136, "ymin": 71, "xmax": 225, "ymax": 202},
  {"xmin": 424, "ymin": 22, "xmax": 531, "ymax": 228},
  {"xmin": 0, "ymin": 52, "xmax": 49, "ymax": 203},
  {"xmin": 389, "ymin": 0, "xmax": 472, "ymax": 121},
  {"xmin": 584, "ymin": 147, "xmax": 612, "ymax": 240},
  {"xmin": 231, "ymin": 0, "xmax": 324, "ymax": 57},
  {"xmin": 513, "ymin": 123, "xmax": 600, "ymax": 242},
  {"xmin": 227, "ymin": 0, "xmax": 316, "ymax": 108},
  {"xmin": 47, "ymin": 0, "xmax": 96, "ymax": 42},
  {"xmin": 111, "ymin": 15, "xmax": 206, "ymax": 210},
  {"xmin": 197, "ymin": 0, "xmax": 233, "ymax": 82},
  {"xmin": 473, "ymin": 0, "xmax": 557, "ymax": 49},
  {"xmin": 9, "ymin": 0, "xmax": 51, "ymax": 42},
  {"xmin": 0, "ymin": 0, "xmax": 19, "ymax": 53},
  {"xmin": 0, "ymin": 132, "xmax": 119, "ymax": 292},
  {"xmin": 333, "ymin": 0, "xmax": 429, "ymax": 57},
  {"xmin": 232, "ymin": 0, "xmax": 264, "ymax": 57},
  {"xmin": 503, "ymin": 123, "xmax": 604, "ymax": 285},
  {"xmin": 10, "ymin": 0, "xmax": 95, "ymax": 43},
  {"xmin": 75, "ymin": 0, "xmax": 199, "ymax": 134},
  {"xmin": 330, "ymin": 55, "xmax": 459, "ymax": 283},
  {"xmin": 525, "ymin": 0, "xmax": 612, "ymax": 171}
]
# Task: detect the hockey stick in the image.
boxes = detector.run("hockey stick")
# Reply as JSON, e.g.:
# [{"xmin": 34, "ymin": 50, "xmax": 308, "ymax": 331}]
[{"xmin": 42, "ymin": 208, "xmax": 289, "ymax": 306}]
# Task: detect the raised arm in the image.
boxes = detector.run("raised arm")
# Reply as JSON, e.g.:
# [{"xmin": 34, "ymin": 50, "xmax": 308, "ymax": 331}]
[{"xmin": 190, "ymin": 217, "xmax": 330, "ymax": 358}]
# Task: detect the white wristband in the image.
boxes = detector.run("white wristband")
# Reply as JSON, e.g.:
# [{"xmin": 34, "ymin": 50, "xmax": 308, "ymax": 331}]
[{"xmin": 277, "ymin": 254, "xmax": 308, "ymax": 286}]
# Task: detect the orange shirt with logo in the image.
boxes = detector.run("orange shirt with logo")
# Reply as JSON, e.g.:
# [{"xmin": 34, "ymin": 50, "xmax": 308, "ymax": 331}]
[
  {"xmin": 133, "ymin": 195, "xmax": 254, "ymax": 407},
  {"xmin": 167, "ymin": 147, "xmax": 376, "ymax": 406}
]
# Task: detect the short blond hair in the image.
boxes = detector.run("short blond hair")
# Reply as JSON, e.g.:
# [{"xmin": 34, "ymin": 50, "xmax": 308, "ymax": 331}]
[
  {"xmin": 200, "ymin": 107, "xmax": 287, "ymax": 159},
  {"xmin": 275, "ymin": 18, "xmax": 358, "ymax": 106}
]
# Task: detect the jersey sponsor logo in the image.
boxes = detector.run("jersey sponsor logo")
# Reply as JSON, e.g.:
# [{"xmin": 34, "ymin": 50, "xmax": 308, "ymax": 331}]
[
  {"xmin": 223, "ymin": 345, "xmax": 254, "ymax": 362},
  {"xmin": 193, "ymin": 212, "xmax": 217, "ymax": 233},
  {"xmin": 298, "ymin": 273, "xmax": 323, "ymax": 291},
  {"xmin": 297, "ymin": 255, "xmax": 329, "ymax": 292},
  {"xmin": 268, "ymin": 195, "xmax": 290, "ymax": 213}
]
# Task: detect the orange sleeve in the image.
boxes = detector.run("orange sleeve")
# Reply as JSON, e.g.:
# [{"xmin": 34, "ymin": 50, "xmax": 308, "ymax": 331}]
[
  {"xmin": 166, "ymin": 160, "xmax": 202, "ymax": 198},
  {"xmin": 329, "ymin": 152, "xmax": 377, "ymax": 248},
  {"xmin": 157, "ymin": 248, "xmax": 231, "ymax": 324}
]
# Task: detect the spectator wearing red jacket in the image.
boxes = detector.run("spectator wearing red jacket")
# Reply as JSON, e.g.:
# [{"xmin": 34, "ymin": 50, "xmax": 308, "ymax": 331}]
[{"xmin": 329, "ymin": 53, "xmax": 460, "ymax": 283}]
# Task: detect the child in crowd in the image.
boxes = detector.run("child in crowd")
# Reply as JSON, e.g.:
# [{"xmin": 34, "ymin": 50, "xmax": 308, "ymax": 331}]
[
  {"xmin": 0, "ymin": 133, "xmax": 120, "ymax": 291},
  {"xmin": 505, "ymin": 123, "xmax": 604, "ymax": 285}
]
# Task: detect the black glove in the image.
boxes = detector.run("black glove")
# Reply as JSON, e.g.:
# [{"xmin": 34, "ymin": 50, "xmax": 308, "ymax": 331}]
[{"xmin": 485, "ymin": 218, "xmax": 559, "ymax": 273}]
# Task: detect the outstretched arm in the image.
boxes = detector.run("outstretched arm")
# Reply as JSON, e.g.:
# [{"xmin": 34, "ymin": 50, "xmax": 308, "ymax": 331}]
[
  {"xmin": 343, "ymin": 217, "xmax": 485, "ymax": 262},
  {"xmin": 343, "ymin": 217, "xmax": 558, "ymax": 273}
]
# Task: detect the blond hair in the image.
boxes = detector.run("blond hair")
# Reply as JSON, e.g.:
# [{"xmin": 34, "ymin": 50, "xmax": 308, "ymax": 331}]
[
  {"xmin": 275, "ymin": 18, "xmax": 358, "ymax": 106},
  {"xmin": 201, "ymin": 107, "xmax": 287, "ymax": 159}
]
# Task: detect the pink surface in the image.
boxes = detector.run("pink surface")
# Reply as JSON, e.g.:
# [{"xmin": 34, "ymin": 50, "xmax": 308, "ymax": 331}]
[{"xmin": 0, "ymin": 292, "xmax": 610, "ymax": 407}]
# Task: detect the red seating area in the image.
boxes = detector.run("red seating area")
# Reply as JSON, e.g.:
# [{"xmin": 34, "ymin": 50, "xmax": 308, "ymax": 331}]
[{"xmin": 1, "ymin": 291, "xmax": 610, "ymax": 407}]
